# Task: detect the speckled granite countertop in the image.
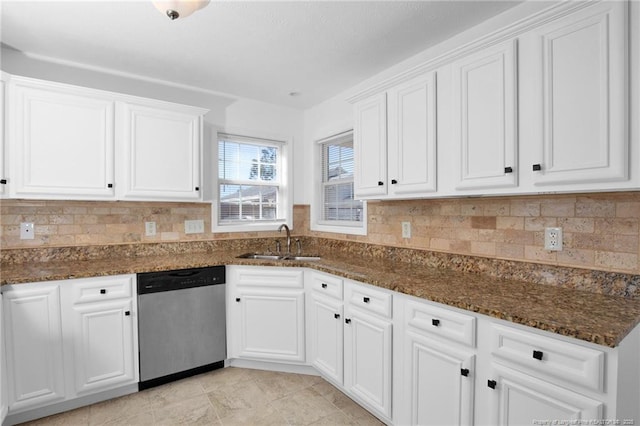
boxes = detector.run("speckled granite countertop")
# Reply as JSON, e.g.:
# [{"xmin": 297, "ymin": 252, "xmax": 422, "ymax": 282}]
[{"xmin": 2, "ymin": 250, "xmax": 640, "ymax": 348}]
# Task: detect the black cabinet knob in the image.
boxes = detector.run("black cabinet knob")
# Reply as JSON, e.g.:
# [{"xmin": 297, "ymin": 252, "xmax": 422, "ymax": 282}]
[
  {"xmin": 533, "ymin": 350, "xmax": 544, "ymax": 360},
  {"xmin": 488, "ymin": 380, "xmax": 497, "ymax": 389},
  {"xmin": 334, "ymin": 313, "xmax": 340, "ymax": 319},
  {"xmin": 432, "ymin": 319, "xmax": 440, "ymax": 327},
  {"xmin": 0, "ymin": 179, "xmax": 6, "ymax": 184},
  {"xmin": 100, "ymin": 289, "xmax": 106, "ymax": 294},
  {"xmin": 391, "ymin": 179, "xmax": 398, "ymax": 184},
  {"xmin": 461, "ymin": 368, "xmax": 469, "ymax": 377},
  {"xmin": 345, "ymin": 318, "xmax": 351, "ymax": 324},
  {"xmin": 321, "ymin": 283, "xmax": 328, "ymax": 289},
  {"xmin": 125, "ymin": 311, "xmax": 131, "ymax": 316},
  {"xmin": 363, "ymin": 297, "xmax": 370, "ymax": 303},
  {"xmin": 195, "ymin": 187, "xmax": 200, "ymax": 191},
  {"xmin": 107, "ymin": 183, "xmax": 113, "ymax": 188},
  {"xmin": 235, "ymin": 297, "xmax": 241, "ymax": 302},
  {"xmin": 532, "ymin": 164, "xmax": 542, "ymax": 171},
  {"xmin": 377, "ymin": 181, "xmax": 384, "ymax": 186},
  {"xmin": 504, "ymin": 167, "xmax": 513, "ymax": 173}
]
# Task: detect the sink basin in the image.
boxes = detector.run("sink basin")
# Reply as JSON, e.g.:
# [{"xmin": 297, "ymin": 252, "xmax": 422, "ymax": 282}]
[{"xmin": 236, "ymin": 253, "xmax": 321, "ymax": 261}]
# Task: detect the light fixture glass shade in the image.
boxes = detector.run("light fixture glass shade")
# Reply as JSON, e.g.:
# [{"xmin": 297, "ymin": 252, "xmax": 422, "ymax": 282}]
[{"xmin": 152, "ymin": 0, "xmax": 210, "ymax": 20}]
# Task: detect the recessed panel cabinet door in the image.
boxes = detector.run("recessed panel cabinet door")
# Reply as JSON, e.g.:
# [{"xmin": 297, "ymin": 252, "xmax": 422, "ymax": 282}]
[
  {"xmin": 310, "ymin": 294, "xmax": 343, "ymax": 385},
  {"xmin": 404, "ymin": 332, "xmax": 474, "ymax": 426},
  {"xmin": 69, "ymin": 299, "xmax": 136, "ymax": 396},
  {"xmin": 387, "ymin": 72, "xmax": 437, "ymax": 196},
  {"xmin": 344, "ymin": 306, "xmax": 392, "ymax": 419},
  {"xmin": 3, "ymin": 284, "xmax": 65, "ymax": 413},
  {"xmin": 235, "ymin": 289, "xmax": 306, "ymax": 362},
  {"xmin": 120, "ymin": 102, "xmax": 202, "ymax": 201},
  {"xmin": 10, "ymin": 80, "xmax": 115, "ymax": 199},
  {"xmin": 487, "ymin": 364, "xmax": 603, "ymax": 425},
  {"xmin": 452, "ymin": 40, "xmax": 518, "ymax": 190},
  {"xmin": 524, "ymin": 1, "xmax": 628, "ymax": 185},
  {"xmin": 354, "ymin": 93, "xmax": 387, "ymax": 198}
]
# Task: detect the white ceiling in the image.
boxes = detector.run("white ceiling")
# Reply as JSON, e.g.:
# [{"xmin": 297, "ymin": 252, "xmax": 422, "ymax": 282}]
[{"xmin": 1, "ymin": 0, "xmax": 522, "ymax": 109}]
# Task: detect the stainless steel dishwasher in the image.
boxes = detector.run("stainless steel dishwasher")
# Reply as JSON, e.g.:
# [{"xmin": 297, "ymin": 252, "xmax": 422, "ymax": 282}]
[{"xmin": 137, "ymin": 266, "xmax": 226, "ymax": 390}]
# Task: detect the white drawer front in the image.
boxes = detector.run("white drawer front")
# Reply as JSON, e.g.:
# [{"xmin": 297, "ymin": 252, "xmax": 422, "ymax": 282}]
[
  {"xmin": 310, "ymin": 272, "xmax": 343, "ymax": 300},
  {"xmin": 70, "ymin": 275, "xmax": 134, "ymax": 304},
  {"xmin": 405, "ymin": 300, "xmax": 476, "ymax": 347},
  {"xmin": 491, "ymin": 324, "xmax": 604, "ymax": 392},
  {"xmin": 346, "ymin": 282, "xmax": 392, "ymax": 318},
  {"xmin": 233, "ymin": 267, "xmax": 304, "ymax": 288}
]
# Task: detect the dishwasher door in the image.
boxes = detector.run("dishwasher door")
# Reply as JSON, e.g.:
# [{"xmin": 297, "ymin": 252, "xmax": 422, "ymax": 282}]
[{"xmin": 138, "ymin": 283, "xmax": 226, "ymax": 388}]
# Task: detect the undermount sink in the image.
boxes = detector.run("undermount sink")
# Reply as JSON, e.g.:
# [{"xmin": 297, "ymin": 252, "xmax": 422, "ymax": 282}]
[{"xmin": 236, "ymin": 253, "xmax": 321, "ymax": 261}]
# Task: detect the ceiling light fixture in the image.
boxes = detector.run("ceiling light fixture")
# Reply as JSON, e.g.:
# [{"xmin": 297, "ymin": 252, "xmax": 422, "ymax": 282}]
[{"xmin": 152, "ymin": 0, "xmax": 210, "ymax": 20}]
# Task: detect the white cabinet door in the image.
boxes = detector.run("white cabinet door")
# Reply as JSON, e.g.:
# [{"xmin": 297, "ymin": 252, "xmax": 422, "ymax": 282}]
[
  {"xmin": 234, "ymin": 289, "xmax": 306, "ymax": 363},
  {"xmin": 309, "ymin": 294, "xmax": 343, "ymax": 385},
  {"xmin": 487, "ymin": 364, "xmax": 603, "ymax": 426},
  {"xmin": 452, "ymin": 39, "xmax": 518, "ymax": 190},
  {"xmin": 354, "ymin": 93, "xmax": 387, "ymax": 198},
  {"xmin": 0, "ymin": 293, "xmax": 6, "ymax": 423},
  {"xmin": 0, "ymin": 76, "xmax": 7, "ymax": 197},
  {"xmin": 9, "ymin": 79, "xmax": 115, "ymax": 199},
  {"xmin": 68, "ymin": 299, "xmax": 136, "ymax": 396},
  {"xmin": 387, "ymin": 71, "xmax": 437, "ymax": 196},
  {"xmin": 404, "ymin": 331, "xmax": 474, "ymax": 426},
  {"xmin": 3, "ymin": 283, "xmax": 65, "ymax": 413},
  {"xmin": 119, "ymin": 102, "xmax": 202, "ymax": 201},
  {"xmin": 522, "ymin": 1, "xmax": 628, "ymax": 186},
  {"xmin": 344, "ymin": 305, "xmax": 392, "ymax": 419}
]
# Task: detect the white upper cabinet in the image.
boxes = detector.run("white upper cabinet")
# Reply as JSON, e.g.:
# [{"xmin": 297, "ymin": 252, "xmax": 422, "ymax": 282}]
[
  {"xmin": 354, "ymin": 93, "xmax": 387, "ymax": 198},
  {"xmin": 387, "ymin": 71, "xmax": 437, "ymax": 195},
  {"xmin": 452, "ymin": 40, "xmax": 518, "ymax": 190},
  {"xmin": 6, "ymin": 75, "xmax": 207, "ymax": 201},
  {"xmin": 520, "ymin": 1, "xmax": 629, "ymax": 186},
  {"xmin": 354, "ymin": 72, "xmax": 438, "ymax": 200},
  {"xmin": 119, "ymin": 102, "xmax": 203, "ymax": 201},
  {"xmin": 0, "ymin": 74, "xmax": 8, "ymax": 197},
  {"xmin": 9, "ymin": 78, "xmax": 116, "ymax": 199}
]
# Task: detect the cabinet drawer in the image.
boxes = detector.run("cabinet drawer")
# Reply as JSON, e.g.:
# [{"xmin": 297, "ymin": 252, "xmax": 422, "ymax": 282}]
[
  {"xmin": 490, "ymin": 324, "xmax": 604, "ymax": 392},
  {"xmin": 69, "ymin": 275, "xmax": 134, "ymax": 304},
  {"xmin": 405, "ymin": 300, "xmax": 476, "ymax": 347},
  {"xmin": 346, "ymin": 282, "xmax": 392, "ymax": 318},
  {"xmin": 310, "ymin": 272, "xmax": 343, "ymax": 300},
  {"xmin": 233, "ymin": 267, "xmax": 304, "ymax": 289}
]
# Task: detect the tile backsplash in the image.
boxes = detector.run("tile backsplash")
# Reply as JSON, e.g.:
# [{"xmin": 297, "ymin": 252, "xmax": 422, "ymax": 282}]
[{"xmin": 1, "ymin": 192, "xmax": 639, "ymax": 274}]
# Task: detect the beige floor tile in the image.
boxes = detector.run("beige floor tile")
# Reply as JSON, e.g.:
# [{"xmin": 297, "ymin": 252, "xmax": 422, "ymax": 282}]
[
  {"xmin": 218, "ymin": 403, "xmax": 288, "ymax": 426},
  {"xmin": 22, "ymin": 406, "xmax": 90, "ymax": 426},
  {"xmin": 270, "ymin": 387, "xmax": 341, "ymax": 425},
  {"xmin": 197, "ymin": 367, "xmax": 254, "ymax": 393},
  {"xmin": 101, "ymin": 411, "xmax": 155, "ymax": 425},
  {"xmin": 253, "ymin": 370, "xmax": 312, "ymax": 400},
  {"xmin": 153, "ymin": 394, "xmax": 219, "ymax": 425},
  {"xmin": 207, "ymin": 378, "xmax": 272, "ymax": 419},
  {"xmin": 144, "ymin": 376, "xmax": 205, "ymax": 410},
  {"xmin": 88, "ymin": 391, "xmax": 153, "ymax": 426},
  {"xmin": 307, "ymin": 410, "xmax": 358, "ymax": 425}
]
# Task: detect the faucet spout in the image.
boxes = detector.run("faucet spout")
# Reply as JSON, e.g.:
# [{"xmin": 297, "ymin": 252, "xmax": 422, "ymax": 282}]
[{"xmin": 278, "ymin": 224, "xmax": 291, "ymax": 254}]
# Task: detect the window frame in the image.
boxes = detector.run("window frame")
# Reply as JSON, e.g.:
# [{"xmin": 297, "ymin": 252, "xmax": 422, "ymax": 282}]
[
  {"xmin": 311, "ymin": 129, "xmax": 367, "ymax": 236},
  {"xmin": 212, "ymin": 130, "xmax": 292, "ymax": 233}
]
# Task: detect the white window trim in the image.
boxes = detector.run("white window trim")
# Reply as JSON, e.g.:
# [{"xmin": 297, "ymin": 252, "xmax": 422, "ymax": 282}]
[
  {"xmin": 212, "ymin": 129, "xmax": 293, "ymax": 233},
  {"xmin": 311, "ymin": 129, "xmax": 367, "ymax": 236}
]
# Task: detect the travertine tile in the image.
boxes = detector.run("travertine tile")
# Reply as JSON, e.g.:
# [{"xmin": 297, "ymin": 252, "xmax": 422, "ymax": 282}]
[
  {"xmin": 270, "ymin": 387, "xmax": 341, "ymax": 425},
  {"xmin": 25, "ymin": 406, "xmax": 90, "ymax": 425},
  {"xmin": 153, "ymin": 394, "xmax": 219, "ymax": 425}
]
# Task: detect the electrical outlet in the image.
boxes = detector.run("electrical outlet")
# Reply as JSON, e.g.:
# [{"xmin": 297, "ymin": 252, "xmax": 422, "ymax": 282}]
[
  {"xmin": 544, "ymin": 227, "xmax": 563, "ymax": 251},
  {"xmin": 185, "ymin": 219, "xmax": 205, "ymax": 234},
  {"xmin": 145, "ymin": 221, "xmax": 156, "ymax": 236},
  {"xmin": 401, "ymin": 221, "xmax": 411, "ymax": 239},
  {"xmin": 20, "ymin": 222, "xmax": 35, "ymax": 240}
]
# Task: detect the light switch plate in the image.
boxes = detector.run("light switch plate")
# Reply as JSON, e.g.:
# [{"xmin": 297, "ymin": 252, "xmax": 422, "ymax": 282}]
[
  {"xmin": 402, "ymin": 221, "xmax": 411, "ymax": 239},
  {"xmin": 185, "ymin": 219, "xmax": 205, "ymax": 234},
  {"xmin": 145, "ymin": 221, "xmax": 156, "ymax": 236},
  {"xmin": 20, "ymin": 222, "xmax": 35, "ymax": 240}
]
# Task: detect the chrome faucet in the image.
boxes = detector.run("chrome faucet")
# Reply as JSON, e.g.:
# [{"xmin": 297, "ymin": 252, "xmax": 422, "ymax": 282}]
[{"xmin": 278, "ymin": 224, "xmax": 291, "ymax": 254}]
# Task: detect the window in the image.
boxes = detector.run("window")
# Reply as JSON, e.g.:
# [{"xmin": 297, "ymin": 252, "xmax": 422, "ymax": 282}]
[
  {"xmin": 312, "ymin": 130, "xmax": 366, "ymax": 235},
  {"xmin": 214, "ymin": 132, "xmax": 291, "ymax": 232}
]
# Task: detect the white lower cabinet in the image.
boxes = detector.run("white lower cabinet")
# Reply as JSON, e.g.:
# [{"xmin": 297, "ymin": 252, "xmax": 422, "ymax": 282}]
[
  {"xmin": 344, "ymin": 281, "xmax": 393, "ymax": 421},
  {"xmin": 486, "ymin": 364, "xmax": 603, "ymax": 426},
  {"xmin": 309, "ymin": 293, "xmax": 344, "ymax": 384},
  {"xmin": 3, "ymin": 282, "xmax": 65, "ymax": 413},
  {"xmin": 227, "ymin": 266, "xmax": 306, "ymax": 363},
  {"xmin": 1, "ymin": 275, "xmax": 138, "ymax": 419}
]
